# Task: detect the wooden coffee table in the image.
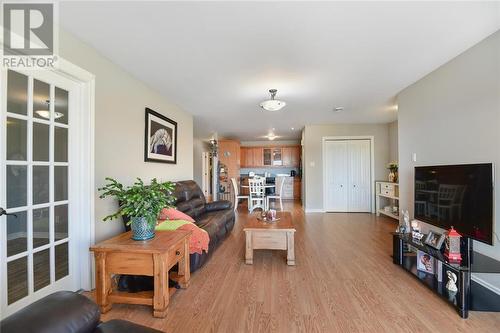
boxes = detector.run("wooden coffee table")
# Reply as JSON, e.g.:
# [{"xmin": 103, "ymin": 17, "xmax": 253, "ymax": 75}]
[
  {"xmin": 90, "ymin": 230, "xmax": 191, "ymax": 318},
  {"xmin": 244, "ymin": 211, "xmax": 296, "ymax": 265}
]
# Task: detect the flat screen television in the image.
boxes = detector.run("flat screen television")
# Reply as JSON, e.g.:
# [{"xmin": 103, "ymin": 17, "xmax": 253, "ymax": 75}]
[{"xmin": 414, "ymin": 163, "xmax": 494, "ymax": 245}]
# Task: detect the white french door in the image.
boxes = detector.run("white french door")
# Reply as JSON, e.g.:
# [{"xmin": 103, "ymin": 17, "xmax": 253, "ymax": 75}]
[
  {"xmin": 324, "ymin": 139, "xmax": 371, "ymax": 212},
  {"xmin": 0, "ymin": 69, "xmax": 81, "ymax": 318}
]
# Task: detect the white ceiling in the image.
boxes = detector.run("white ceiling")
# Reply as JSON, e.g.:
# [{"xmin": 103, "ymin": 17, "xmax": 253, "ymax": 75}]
[{"xmin": 60, "ymin": 1, "xmax": 500, "ymax": 141}]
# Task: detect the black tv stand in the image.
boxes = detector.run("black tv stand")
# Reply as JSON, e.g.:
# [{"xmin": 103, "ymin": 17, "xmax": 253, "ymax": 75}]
[
  {"xmin": 393, "ymin": 233, "xmax": 472, "ymax": 317},
  {"xmin": 393, "ymin": 233, "xmax": 500, "ymax": 318}
]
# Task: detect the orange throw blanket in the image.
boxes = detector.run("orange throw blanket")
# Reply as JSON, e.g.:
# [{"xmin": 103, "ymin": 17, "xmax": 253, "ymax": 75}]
[
  {"xmin": 156, "ymin": 220, "xmax": 209, "ymax": 254},
  {"xmin": 178, "ymin": 223, "xmax": 209, "ymax": 255}
]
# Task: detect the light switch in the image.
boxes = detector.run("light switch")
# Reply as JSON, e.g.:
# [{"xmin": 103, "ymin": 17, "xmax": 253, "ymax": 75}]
[
  {"xmin": 412, "ymin": 153, "xmax": 417, "ymax": 162},
  {"xmin": 310, "ymin": 161, "xmax": 315, "ymax": 167}
]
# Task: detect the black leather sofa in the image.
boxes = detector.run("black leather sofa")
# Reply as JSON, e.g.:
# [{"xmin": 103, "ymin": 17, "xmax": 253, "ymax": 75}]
[
  {"xmin": 171, "ymin": 180, "xmax": 235, "ymax": 270},
  {"xmin": 120, "ymin": 180, "xmax": 235, "ymax": 293},
  {"xmin": 0, "ymin": 291, "xmax": 162, "ymax": 333}
]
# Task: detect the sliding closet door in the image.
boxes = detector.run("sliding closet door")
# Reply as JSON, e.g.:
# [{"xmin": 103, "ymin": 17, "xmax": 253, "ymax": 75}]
[
  {"xmin": 347, "ymin": 140, "xmax": 371, "ymax": 212},
  {"xmin": 324, "ymin": 141, "xmax": 348, "ymax": 211}
]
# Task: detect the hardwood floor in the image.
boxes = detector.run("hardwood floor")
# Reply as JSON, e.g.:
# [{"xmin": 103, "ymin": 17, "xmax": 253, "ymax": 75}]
[{"xmin": 89, "ymin": 201, "xmax": 500, "ymax": 332}]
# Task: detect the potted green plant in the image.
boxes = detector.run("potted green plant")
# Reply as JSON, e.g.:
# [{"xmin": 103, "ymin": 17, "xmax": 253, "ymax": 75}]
[
  {"xmin": 98, "ymin": 177, "xmax": 176, "ymax": 240},
  {"xmin": 387, "ymin": 162, "xmax": 399, "ymax": 183}
]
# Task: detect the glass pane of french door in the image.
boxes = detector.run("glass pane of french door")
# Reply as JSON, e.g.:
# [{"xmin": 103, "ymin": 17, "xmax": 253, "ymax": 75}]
[{"xmin": 2, "ymin": 69, "xmax": 71, "ymax": 312}]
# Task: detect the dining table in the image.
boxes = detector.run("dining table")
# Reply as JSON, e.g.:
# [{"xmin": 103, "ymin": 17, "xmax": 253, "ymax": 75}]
[{"xmin": 240, "ymin": 183, "xmax": 276, "ymax": 210}]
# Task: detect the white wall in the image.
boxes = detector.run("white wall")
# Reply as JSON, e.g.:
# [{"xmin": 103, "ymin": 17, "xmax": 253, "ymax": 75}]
[
  {"xmin": 59, "ymin": 30, "xmax": 194, "ymax": 242},
  {"xmin": 398, "ymin": 31, "xmax": 500, "ymax": 259},
  {"xmin": 303, "ymin": 124, "xmax": 390, "ymax": 211},
  {"xmin": 388, "ymin": 120, "xmax": 398, "ymax": 163}
]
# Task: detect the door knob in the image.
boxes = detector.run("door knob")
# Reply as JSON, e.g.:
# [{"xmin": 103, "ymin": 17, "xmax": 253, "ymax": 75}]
[{"xmin": 0, "ymin": 208, "xmax": 17, "ymax": 218}]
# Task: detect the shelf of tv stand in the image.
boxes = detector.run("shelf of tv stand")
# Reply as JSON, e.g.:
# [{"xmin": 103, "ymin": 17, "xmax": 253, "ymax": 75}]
[{"xmin": 401, "ymin": 255, "xmax": 460, "ymax": 307}]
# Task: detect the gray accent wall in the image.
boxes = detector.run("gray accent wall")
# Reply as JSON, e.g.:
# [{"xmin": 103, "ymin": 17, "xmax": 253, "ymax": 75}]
[{"xmin": 397, "ymin": 31, "xmax": 500, "ymax": 259}]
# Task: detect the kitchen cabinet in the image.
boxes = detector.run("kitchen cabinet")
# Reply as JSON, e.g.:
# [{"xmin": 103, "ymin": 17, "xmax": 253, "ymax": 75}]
[
  {"xmin": 218, "ymin": 140, "xmax": 241, "ymax": 197},
  {"xmin": 240, "ymin": 145, "xmax": 301, "ymax": 168},
  {"xmin": 283, "ymin": 146, "xmax": 300, "ymax": 167},
  {"xmin": 263, "ymin": 148, "xmax": 282, "ymax": 166},
  {"xmin": 240, "ymin": 147, "xmax": 248, "ymax": 167},
  {"xmin": 282, "ymin": 147, "xmax": 292, "ymax": 166},
  {"xmin": 263, "ymin": 148, "xmax": 272, "ymax": 166},
  {"xmin": 272, "ymin": 148, "xmax": 282, "ymax": 166},
  {"xmin": 241, "ymin": 147, "xmax": 254, "ymax": 167},
  {"xmin": 252, "ymin": 147, "xmax": 263, "ymax": 166},
  {"xmin": 218, "ymin": 139, "xmax": 240, "ymax": 180}
]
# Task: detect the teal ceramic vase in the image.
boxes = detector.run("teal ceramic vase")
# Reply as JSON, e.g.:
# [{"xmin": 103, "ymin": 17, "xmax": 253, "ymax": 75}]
[{"xmin": 130, "ymin": 216, "xmax": 155, "ymax": 240}]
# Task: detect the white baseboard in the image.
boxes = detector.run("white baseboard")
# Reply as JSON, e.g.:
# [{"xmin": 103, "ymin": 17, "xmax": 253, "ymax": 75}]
[{"xmin": 304, "ymin": 208, "xmax": 325, "ymax": 213}]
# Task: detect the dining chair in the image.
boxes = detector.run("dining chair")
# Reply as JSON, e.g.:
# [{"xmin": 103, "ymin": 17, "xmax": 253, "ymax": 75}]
[
  {"xmin": 231, "ymin": 177, "xmax": 249, "ymax": 212},
  {"xmin": 248, "ymin": 177, "xmax": 265, "ymax": 212},
  {"xmin": 266, "ymin": 176, "xmax": 285, "ymax": 211}
]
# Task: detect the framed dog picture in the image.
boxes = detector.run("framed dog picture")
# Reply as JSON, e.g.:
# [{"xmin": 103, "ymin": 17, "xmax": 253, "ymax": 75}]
[
  {"xmin": 144, "ymin": 108, "xmax": 177, "ymax": 164},
  {"xmin": 424, "ymin": 230, "xmax": 445, "ymax": 250}
]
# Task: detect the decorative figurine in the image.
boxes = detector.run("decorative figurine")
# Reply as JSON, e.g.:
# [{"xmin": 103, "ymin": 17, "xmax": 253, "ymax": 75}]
[
  {"xmin": 445, "ymin": 226, "xmax": 462, "ymax": 262},
  {"xmin": 396, "ymin": 210, "xmax": 411, "ymax": 234},
  {"xmin": 411, "ymin": 220, "xmax": 424, "ymax": 241},
  {"xmin": 446, "ymin": 271, "xmax": 458, "ymax": 292}
]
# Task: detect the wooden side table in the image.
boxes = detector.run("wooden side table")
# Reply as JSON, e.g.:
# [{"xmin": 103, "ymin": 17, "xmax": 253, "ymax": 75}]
[
  {"xmin": 90, "ymin": 230, "xmax": 191, "ymax": 318},
  {"xmin": 244, "ymin": 211, "xmax": 296, "ymax": 265}
]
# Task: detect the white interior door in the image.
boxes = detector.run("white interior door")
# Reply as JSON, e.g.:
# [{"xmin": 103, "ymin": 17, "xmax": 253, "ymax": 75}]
[
  {"xmin": 347, "ymin": 140, "xmax": 371, "ymax": 212},
  {"xmin": 324, "ymin": 140, "xmax": 348, "ymax": 211},
  {"xmin": 0, "ymin": 69, "xmax": 81, "ymax": 318}
]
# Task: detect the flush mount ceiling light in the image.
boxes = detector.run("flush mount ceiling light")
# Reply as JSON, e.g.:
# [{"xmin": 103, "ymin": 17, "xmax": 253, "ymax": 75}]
[
  {"xmin": 263, "ymin": 132, "xmax": 279, "ymax": 141},
  {"xmin": 260, "ymin": 89, "xmax": 286, "ymax": 111},
  {"xmin": 35, "ymin": 100, "xmax": 64, "ymax": 119}
]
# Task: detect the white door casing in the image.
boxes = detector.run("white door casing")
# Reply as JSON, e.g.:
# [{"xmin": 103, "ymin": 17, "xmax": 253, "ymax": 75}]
[{"xmin": 323, "ymin": 137, "xmax": 374, "ymax": 213}]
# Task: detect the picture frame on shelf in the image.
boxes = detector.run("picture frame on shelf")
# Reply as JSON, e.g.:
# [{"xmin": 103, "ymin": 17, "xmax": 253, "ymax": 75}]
[
  {"xmin": 417, "ymin": 250, "xmax": 435, "ymax": 274},
  {"xmin": 424, "ymin": 230, "xmax": 446, "ymax": 250}
]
